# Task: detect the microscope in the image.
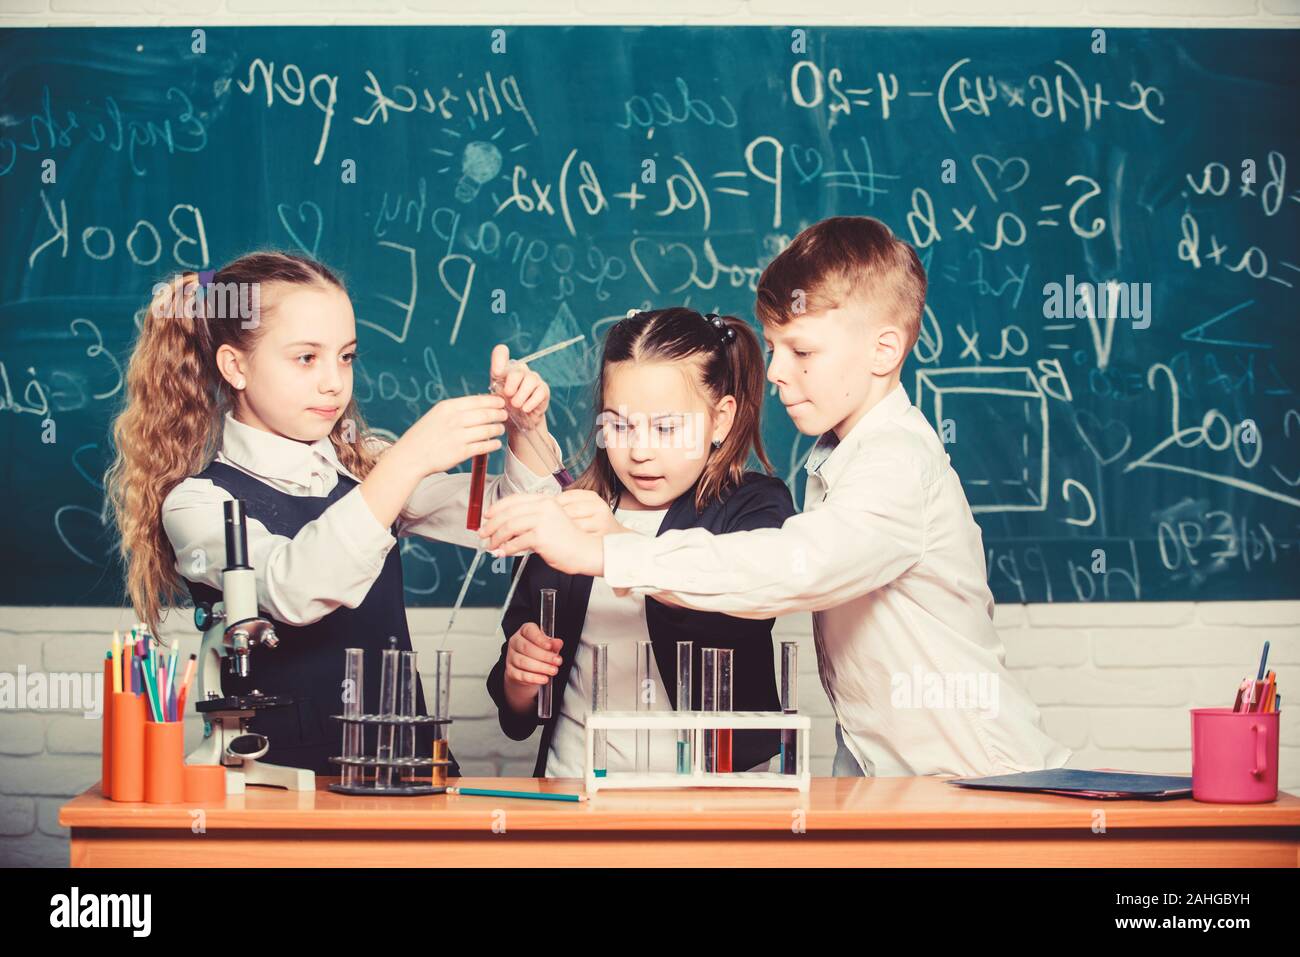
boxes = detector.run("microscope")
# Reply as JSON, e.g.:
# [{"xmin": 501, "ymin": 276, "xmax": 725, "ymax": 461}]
[{"xmin": 186, "ymin": 499, "xmax": 315, "ymax": 794}]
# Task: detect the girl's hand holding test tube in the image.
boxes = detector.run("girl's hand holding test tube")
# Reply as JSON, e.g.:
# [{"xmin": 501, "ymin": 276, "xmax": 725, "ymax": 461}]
[
  {"xmin": 489, "ymin": 345, "xmax": 561, "ymax": 479},
  {"xmin": 501, "ymin": 621, "xmax": 564, "ymax": 715},
  {"xmin": 381, "ymin": 344, "xmax": 552, "ymax": 481},
  {"xmin": 491, "ymin": 344, "xmax": 550, "ymax": 426},
  {"xmin": 363, "ymin": 393, "xmax": 508, "ymax": 529},
  {"xmin": 369, "ymin": 345, "xmax": 553, "ymax": 531},
  {"xmin": 389, "ymin": 394, "xmax": 509, "ymax": 476}
]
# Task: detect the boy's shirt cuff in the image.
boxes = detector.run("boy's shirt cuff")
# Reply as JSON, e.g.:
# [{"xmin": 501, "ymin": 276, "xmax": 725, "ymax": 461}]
[{"xmin": 603, "ymin": 532, "xmax": 688, "ymax": 597}]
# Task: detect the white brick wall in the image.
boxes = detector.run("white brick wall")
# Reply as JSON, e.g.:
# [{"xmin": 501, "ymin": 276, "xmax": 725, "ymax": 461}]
[{"xmin": 1, "ymin": 1, "xmax": 1297, "ymax": 868}]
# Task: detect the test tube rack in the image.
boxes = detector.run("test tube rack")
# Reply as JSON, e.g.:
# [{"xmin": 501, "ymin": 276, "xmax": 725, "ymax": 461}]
[
  {"xmin": 583, "ymin": 711, "xmax": 811, "ymax": 793},
  {"xmin": 326, "ymin": 713, "xmax": 454, "ymax": 796}
]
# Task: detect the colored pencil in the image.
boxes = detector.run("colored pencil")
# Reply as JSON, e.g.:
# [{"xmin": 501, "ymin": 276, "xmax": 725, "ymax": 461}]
[
  {"xmin": 111, "ymin": 631, "xmax": 122, "ymax": 695},
  {"xmin": 447, "ymin": 787, "xmax": 586, "ymax": 802}
]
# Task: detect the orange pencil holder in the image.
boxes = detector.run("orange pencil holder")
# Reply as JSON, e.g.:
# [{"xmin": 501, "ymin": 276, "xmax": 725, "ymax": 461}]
[
  {"xmin": 183, "ymin": 763, "xmax": 227, "ymax": 803},
  {"xmin": 100, "ymin": 659, "xmax": 114, "ymax": 799},
  {"xmin": 109, "ymin": 692, "xmax": 146, "ymax": 802},
  {"xmin": 144, "ymin": 720, "xmax": 185, "ymax": 804}
]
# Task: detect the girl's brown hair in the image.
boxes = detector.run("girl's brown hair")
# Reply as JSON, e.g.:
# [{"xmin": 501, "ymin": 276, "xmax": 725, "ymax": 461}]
[
  {"xmin": 570, "ymin": 307, "xmax": 775, "ymax": 513},
  {"xmin": 105, "ymin": 251, "xmax": 381, "ymax": 633}
]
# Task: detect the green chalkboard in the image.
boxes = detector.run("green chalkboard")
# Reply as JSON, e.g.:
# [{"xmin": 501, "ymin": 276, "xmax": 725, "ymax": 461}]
[{"xmin": 1, "ymin": 26, "xmax": 1297, "ymax": 606}]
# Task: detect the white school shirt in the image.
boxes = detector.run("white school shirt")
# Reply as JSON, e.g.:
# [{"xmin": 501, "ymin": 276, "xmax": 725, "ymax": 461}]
[
  {"xmin": 602, "ymin": 384, "xmax": 1071, "ymax": 778},
  {"xmin": 544, "ymin": 505, "xmax": 676, "ymax": 778},
  {"xmin": 162, "ymin": 411, "xmax": 560, "ymax": 626}
]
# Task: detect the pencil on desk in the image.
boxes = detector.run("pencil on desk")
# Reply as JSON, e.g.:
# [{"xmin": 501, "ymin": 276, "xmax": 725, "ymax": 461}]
[{"xmin": 447, "ymin": 787, "xmax": 587, "ymax": 802}]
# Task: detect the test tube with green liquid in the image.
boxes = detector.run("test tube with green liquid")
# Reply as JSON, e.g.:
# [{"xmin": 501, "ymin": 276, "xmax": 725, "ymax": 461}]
[
  {"xmin": 591, "ymin": 643, "xmax": 608, "ymax": 778},
  {"xmin": 676, "ymin": 641, "xmax": 693, "ymax": 774}
]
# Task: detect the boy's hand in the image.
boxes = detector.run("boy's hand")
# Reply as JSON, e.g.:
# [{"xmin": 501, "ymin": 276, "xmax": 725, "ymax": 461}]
[
  {"xmin": 502, "ymin": 622, "xmax": 563, "ymax": 714},
  {"xmin": 479, "ymin": 493, "xmax": 605, "ymax": 577},
  {"xmin": 392, "ymin": 394, "xmax": 507, "ymax": 477},
  {"xmin": 557, "ymin": 489, "xmax": 626, "ymax": 536}
]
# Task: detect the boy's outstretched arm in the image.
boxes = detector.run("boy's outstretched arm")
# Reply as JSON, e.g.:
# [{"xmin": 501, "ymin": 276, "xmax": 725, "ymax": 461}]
[{"xmin": 603, "ymin": 455, "xmax": 927, "ymax": 619}]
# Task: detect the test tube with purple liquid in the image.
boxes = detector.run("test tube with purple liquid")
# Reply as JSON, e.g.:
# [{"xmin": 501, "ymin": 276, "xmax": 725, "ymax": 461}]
[{"xmin": 490, "ymin": 368, "xmax": 574, "ymax": 488}]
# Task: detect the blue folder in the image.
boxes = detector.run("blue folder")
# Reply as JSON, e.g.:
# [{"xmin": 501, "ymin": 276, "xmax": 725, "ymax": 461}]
[{"xmin": 949, "ymin": 769, "xmax": 1193, "ymax": 800}]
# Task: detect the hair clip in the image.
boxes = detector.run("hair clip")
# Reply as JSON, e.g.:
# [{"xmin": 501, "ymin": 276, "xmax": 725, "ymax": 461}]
[
  {"xmin": 703, "ymin": 312, "xmax": 736, "ymax": 344},
  {"xmin": 625, "ymin": 308, "xmax": 640, "ymax": 319}
]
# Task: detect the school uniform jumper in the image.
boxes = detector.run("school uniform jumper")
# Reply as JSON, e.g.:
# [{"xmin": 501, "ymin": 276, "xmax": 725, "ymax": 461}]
[
  {"xmin": 166, "ymin": 411, "xmax": 562, "ymax": 778},
  {"xmin": 183, "ymin": 461, "xmax": 449, "ymax": 777}
]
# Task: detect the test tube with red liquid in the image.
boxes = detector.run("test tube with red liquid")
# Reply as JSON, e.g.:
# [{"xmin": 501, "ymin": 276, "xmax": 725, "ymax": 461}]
[
  {"xmin": 466, "ymin": 453, "xmax": 488, "ymax": 530},
  {"xmin": 716, "ymin": 648, "xmax": 733, "ymax": 773}
]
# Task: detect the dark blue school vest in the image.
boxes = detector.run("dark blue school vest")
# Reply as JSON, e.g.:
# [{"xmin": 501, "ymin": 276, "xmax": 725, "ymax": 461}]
[{"xmin": 183, "ymin": 460, "xmax": 460, "ymax": 779}]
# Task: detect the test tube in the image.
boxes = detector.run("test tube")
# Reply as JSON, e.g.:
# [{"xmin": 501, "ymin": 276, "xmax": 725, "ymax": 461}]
[
  {"xmin": 397, "ymin": 650, "xmax": 418, "ymax": 784},
  {"xmin": 431, "ymin": 650, "xmax": 452, "ymax": 787},
  {"xmin": 376, "ymin": 638, "xmax": 400, "ymax": 789},
  {"xmin": 676, "ymin": 641, "xmax": 693, "ymax": 774},
  {"xmin": 537, "ymin": 588, "xmax": 557, "ymax": 719},
  {"xmin": 341, "ymin": 648, "xmax": 365, "ymax": 789},
  {"xmin": 465, "ymin": 453, "xmax": 488, "ymax": 530},
  {"xmin": 591, "ymin": 643, "xmax": 608, "ymax": 778},
  {"xmin": 490, "ymin": 372, "xmax": 574, "ymax": 487},
  {"xmin": 636, "ymin": 640, "xmax": 654, "ymax": 774},
  {"xmin": 780, "ymin": 641, "xmax": 798, "ymax": 775},
  {"xmin": 717, "ymin": 648, "xmax": 733, "ymax": 773},
  {"xmin": 701, "ymin": 648, "xmax": 718, "ymax": 773}
]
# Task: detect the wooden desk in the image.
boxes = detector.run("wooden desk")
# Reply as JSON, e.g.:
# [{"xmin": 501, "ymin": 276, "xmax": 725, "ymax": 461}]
[{"xmin": 60, "ymin": 777, "xmax": 1300, "ymax": 867}]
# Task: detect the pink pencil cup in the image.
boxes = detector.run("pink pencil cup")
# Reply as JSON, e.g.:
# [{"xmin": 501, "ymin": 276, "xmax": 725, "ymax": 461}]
[{"xmin": 1190, "ymin": 707, "xmax": 1279, "ymax": 804}]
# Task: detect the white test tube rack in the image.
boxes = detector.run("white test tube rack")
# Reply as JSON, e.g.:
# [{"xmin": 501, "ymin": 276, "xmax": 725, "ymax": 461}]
[{"xmin": 583, "ymin": 711, "xmax": 811, "ymax": 793}]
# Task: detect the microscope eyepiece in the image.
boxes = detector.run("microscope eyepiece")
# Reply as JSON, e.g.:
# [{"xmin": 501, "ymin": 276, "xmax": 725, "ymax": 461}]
[{"xmin": 223, "ymin": 499, "xmax": 251, "ymax": 570}]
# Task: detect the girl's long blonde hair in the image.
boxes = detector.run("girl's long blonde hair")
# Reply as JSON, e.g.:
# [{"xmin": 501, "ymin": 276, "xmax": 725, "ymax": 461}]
[{"xmin": 105, "ymin": 251, "xmax": 381, "ymax": 633}]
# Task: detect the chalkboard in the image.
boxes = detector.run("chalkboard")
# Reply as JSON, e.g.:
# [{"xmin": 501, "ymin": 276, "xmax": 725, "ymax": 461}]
[{"xmin": 1, "ymin": 26, "xmax": 1297, "ymax": 606}]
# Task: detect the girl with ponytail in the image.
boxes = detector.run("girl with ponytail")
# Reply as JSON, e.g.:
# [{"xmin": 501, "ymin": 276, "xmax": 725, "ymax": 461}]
[
  {"xmin": 483, "ymin": 307, "xmax": 796, "ymax": 777},
  {"xmin": 106, "ymin": 251, "xmax": 562, "ymax": 777}
]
